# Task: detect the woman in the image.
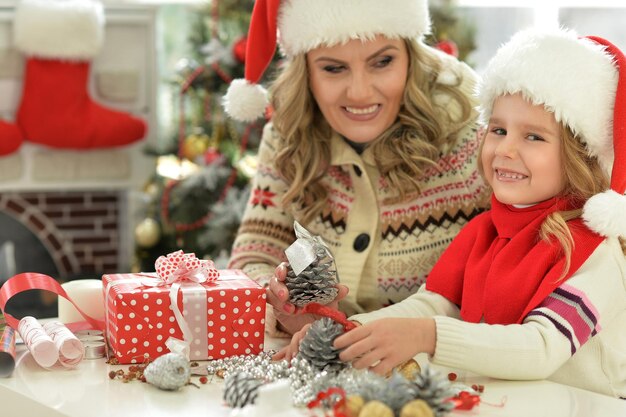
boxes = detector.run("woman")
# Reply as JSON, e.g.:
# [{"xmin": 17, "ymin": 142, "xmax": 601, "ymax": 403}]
[{"xmin": 224, "ymin": 0, "xmax": 489, "ymax": 335}]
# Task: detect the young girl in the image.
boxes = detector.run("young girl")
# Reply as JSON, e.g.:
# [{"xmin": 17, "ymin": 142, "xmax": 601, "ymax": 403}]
[{"xmin": 278, "ymin": 27, "xmax": 626, "ymax": 398}]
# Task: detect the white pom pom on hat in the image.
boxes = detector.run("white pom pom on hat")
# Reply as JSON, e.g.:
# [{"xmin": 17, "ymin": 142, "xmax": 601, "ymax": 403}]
[
  {"xmin": 477, "ymin": 28, "xmax": 626, "ymax": 238},
  {"xmin": 222, "ymin": 0, "xmax": 431, "ymax": 122},
  {"xmin": 223, "ymin": 79, "xmax": 269, "ymax": 123}
]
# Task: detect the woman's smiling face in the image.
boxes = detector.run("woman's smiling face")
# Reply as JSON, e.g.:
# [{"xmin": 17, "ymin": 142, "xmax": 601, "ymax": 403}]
[
  {"xmin": 482, "ymin": 93, "xmax": 566, "ymax": 205},
  {"xmin": 306, "ymin": 35, "xmax": 409, "ymax": 143}
]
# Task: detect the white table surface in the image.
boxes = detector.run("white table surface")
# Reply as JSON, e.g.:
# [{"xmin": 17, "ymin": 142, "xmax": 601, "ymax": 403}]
[{"xmin": 2, "ymin": 336, "xmax": 626, "ymax": 417}]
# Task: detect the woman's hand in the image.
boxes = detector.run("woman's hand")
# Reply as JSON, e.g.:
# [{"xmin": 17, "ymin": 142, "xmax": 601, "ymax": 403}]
[
  {"xmin": 266, "ymin": 262, "xmax": 349, "ymax": 334},
  {"xmin": 272, "ymin": 323, "xmax": 312, "ymax": 362},
  {"xmin": 333, "ymin": 318, "xmax": 436, "ymax": 375}
]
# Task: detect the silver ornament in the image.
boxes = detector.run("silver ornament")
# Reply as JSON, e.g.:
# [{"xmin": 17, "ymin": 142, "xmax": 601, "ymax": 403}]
[{"xmin": 144, "ymin": 353, "xmax": 191, "ymax": 391}]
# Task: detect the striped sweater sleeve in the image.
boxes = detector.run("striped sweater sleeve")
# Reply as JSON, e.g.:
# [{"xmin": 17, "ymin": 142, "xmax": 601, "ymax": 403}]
[{"xmin": 526, "ymin": 284, "xmax": 601, "ymax": 356}]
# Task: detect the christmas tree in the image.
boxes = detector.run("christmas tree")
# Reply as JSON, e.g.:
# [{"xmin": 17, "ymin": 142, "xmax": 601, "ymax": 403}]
[
  {"xmin": 134, "ymin": 0, "xmax": 269, "ymax": 271},
  {"xmin": 426, "ymin": 0, "xmax": 477, "ymax": 63}
]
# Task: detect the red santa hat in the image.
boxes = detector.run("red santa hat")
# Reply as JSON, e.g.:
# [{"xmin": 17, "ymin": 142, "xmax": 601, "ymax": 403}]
[
  {"xmin": 223, "ymin": 0, "xmax": 431, "ymax": 122},
  {"xmin": 477, "ymin": 27, "xmax": 626, "ymax": 238}
]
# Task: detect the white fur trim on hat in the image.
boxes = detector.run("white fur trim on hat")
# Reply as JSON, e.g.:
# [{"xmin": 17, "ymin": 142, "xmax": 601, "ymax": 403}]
[
  {"xmin": 278, "ymin": 0, "xmax": 430, "ymax": 57},
  {"xmin": 223, "ymin": 79, "xmax": 269, "ymax": 122},
  {"xmin": 583, "ymin": 190, "xmax": 626, "ymax": 237},
  {"xmin": 14, "ymin": 0, "xmax": 104, "ymax": 60},
  {"xmin": 477, "ymin": 28, "xmax": 618, "ymax": 178}
]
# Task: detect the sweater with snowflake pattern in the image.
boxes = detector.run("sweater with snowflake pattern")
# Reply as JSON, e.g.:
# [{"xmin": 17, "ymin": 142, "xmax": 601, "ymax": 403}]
[{"xmin": 228, "ymin": 56, "xmax": 490, "ymax": 331}]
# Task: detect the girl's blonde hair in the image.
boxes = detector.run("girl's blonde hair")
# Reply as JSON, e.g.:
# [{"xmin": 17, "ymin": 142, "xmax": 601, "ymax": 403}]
[
  {"xmin": 539, "ymin": 125, "xmax": 611, "ymax": 277},
  {"xmin": 477, "ymin": 122, "xmax": 611, "ymax": 277},
  {"xmin": 269, "ymin": 38, "xmax": 474, "ymax": 224}
]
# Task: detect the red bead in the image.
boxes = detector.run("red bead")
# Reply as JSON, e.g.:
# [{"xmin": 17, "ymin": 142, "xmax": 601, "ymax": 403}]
[
  {"xmin": 199, "ymin": 376, "xmax": 208, "ymax": 384},
  {"xmin": 448, "ymin": 372, "xmax": 457, "ymax": 381}
]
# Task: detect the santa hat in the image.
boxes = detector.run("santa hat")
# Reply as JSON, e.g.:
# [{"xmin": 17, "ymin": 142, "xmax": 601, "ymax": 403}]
[
  {"xmin": 223, "ymin": 0, "xmax": 431, "ymax": 122},
  {"xmin": 477, "ymin": 27, "xmax": 626, "ymax": 238}
]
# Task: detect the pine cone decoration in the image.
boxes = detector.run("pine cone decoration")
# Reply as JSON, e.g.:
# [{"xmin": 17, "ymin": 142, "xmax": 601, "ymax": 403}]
[
  {"xmin": 356, "ymin": 372, "xmax": 417, "ymax": 415},
  {"xmin": 143, "ymin": 353, "xmax": 191, "ymax": 391},
  {"xmin": 297, "ymin": 317, "xmax": 347, "ymax": 373},
  {"xmin": 411, "ymin": 366, "xmax": 455, "ymax": 417},
  {"xmin": 285, "ymin": 222, "xmax": 339, "ymax": 307},
  {"xmin": 223, "ymin": 371, "xmax": 264, "ymax": 408}
]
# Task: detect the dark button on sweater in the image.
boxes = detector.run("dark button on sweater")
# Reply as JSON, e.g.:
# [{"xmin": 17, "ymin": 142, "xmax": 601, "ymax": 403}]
[{"xmin": 353, "ymin": 233, "xmax": 370, "ymax": 252}]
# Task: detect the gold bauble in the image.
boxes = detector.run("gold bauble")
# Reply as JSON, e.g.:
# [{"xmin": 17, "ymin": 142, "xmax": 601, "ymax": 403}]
[
  {"xmin": 134, "ymin": 218, "xmax": 161, "ymax": 248},
  {"xmin": 399, "ymin": 399, "xmax": 434, "ymax": 417},
  {"xmin": 358, "ymin": 400, "xmax": 394, "ymax": 417},
  {"xmin": 397, "ymin": 358, "xmax": 421, "ymax": 380},
  {"xmin": 345, "ymin": 395, "xmax": 365, "ymax": 417},
  {"xmin": 182, "ymin": 133, "xmax": 209, "ymax": 161}
]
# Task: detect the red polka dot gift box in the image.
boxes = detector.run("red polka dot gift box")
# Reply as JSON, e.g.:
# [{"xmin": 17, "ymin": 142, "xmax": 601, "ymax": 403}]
[{"xmin": 102, "ymin": 251, "xmax": 266, "ymax": 364}]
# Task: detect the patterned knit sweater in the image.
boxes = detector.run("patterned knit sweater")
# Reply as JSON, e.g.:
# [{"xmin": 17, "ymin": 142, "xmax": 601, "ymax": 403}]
[{"xmin": 228, "ymin": 56, "xmax": 490, "ymax": 321}]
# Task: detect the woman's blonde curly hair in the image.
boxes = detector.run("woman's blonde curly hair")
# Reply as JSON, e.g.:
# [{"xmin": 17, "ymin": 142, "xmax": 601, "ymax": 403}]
[{"xmin": 269, "ymin": 38, "xmax": 474, "ymax": 224}]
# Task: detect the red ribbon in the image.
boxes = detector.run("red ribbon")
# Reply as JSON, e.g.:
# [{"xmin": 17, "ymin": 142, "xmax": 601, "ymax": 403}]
[
  {"xmin": 449, "ymin": 390, "xmax": 481, "ymax": 410},
  {"xmin": 300, "ymin": 303, "xmax": 357, "ymax": 331},
  {"xmin": 0, "ymin": 273, "xmax": 105, "ymax": 331},
  {"xmin": 154, "ymin": 250, "xmax": 220, "ymax": 284},
  {"xmin": 307, "ymin": 387, "xmax": 348, "ymax": 417}
]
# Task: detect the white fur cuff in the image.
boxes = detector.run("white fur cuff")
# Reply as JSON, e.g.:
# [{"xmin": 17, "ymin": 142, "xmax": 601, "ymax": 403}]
[
  {"xmin": 583, "ymin": 190, "xmax": 626, "ymax": 237},
  {"xmin": 14, "ymin": 0, "xmax": 105, "ymax": 59}
]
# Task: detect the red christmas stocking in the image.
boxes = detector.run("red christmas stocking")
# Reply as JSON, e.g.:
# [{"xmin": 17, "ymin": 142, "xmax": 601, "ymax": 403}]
[
  {"xmin": 13, "ymin": 0, "xmax": 146, "ymax": 149},
  {"xmin": 0, "ymin": 120, "xmax": 23, "ymax": 155}
]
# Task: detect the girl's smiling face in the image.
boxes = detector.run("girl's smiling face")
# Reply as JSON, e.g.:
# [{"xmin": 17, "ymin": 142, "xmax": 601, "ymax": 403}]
[
  {"xmin": 307, "ymin": 35, "xmax": 409, "ymax": 143},
  {"xmin": 482, "ymin": 93, "xmax": 566, "ymax": 205}
]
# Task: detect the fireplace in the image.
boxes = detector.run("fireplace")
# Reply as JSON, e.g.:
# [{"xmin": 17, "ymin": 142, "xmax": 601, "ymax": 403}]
[{"xmin": 0, "ymin": 190, "xmax": 126, "ymax": 318}]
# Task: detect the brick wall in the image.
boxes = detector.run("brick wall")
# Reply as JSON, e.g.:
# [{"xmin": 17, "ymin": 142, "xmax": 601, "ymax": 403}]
[{"xmin": 0, "ymin": 190, "xmax": 122, "ymax": 279}]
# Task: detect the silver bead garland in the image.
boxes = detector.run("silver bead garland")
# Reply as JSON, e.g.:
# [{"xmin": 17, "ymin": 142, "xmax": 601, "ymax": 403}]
[
  {"xmin": 209, "ymin": 352, "xmax": 463, "ymax": 414},
  {"xmin": 207, "ymin": 351, "xmax": 348, "ymax": 406}
]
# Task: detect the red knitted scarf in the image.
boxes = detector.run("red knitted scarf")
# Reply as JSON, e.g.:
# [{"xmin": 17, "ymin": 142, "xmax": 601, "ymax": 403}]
[{"xmin": 426, "ymin": 195, "xmax": 604, "ymax": 324}]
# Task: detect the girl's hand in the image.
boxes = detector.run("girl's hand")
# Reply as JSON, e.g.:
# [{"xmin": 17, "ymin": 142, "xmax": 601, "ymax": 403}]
[
  {"xmin": 272, "ymin": 323, "xmax": 312, "ymax": 362},
  {"xmin": 266, "ymin": 262, "xmax": 349, "ymax": 334},
  {"xmin": 333, "ymin": 318, "xmax": 436, "ymax": 375}
]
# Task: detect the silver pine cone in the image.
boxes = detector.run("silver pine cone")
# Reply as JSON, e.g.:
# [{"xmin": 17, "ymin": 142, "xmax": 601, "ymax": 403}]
[
  {"xmin": 297, "ymin": 317, "xmax": 347, "ymax": 373},
  {"xmin": 223, "ymin": 371, "xmax": 264, "ymax": 408},
  {"xmin": 356, "ymin": 372, "xmax": 418, "ymax": 415},
  {"xmin": 286, "ymin": 244, "xmax": 338, "ymax": 307},
  {"xmin": 411, "ymin": 366, "xmax": 455, "ymax": 417}
]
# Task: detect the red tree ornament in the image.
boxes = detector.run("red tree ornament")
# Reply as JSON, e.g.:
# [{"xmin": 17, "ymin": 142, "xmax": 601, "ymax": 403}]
[
  {"xmin": 233, "ymin": 36, "xmax": 247, "ymax": 64},
  {"xmin": 435, "ymin": 39, "xmax": 459, "ymax": 58}
]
